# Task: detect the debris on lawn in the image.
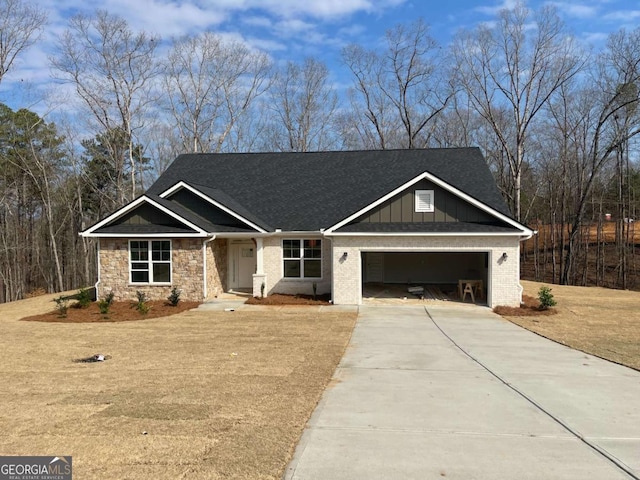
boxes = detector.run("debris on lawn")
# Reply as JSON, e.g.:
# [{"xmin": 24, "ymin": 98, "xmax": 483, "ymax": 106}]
[
  {"xmin": 73, "ymin": 353, "xmax": 111, "ymax": 363},
  {"xmin": 224, "ymin": 308, "xmax": 235, "ymax": 312}
]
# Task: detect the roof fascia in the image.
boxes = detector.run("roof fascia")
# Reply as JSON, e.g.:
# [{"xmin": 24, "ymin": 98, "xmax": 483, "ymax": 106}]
[
  {"xmin": 160, "ymin": 181, "xmax": 268, "ymax": 233},
  {"xmin": 324, "ymin": 171, "xmax": 534, "ymax": 235},
  {"xmin": 324, "ymin": 231, "xmax": 527, "ymax": 237},
  {"xmin": 80, "ymin": 195, "xmax": 207, "ymax": 237}
]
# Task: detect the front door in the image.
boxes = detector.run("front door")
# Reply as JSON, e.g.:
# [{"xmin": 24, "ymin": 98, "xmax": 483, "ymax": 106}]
[{"xmin": 229, "ymin": 242, "xmax": 255, "ymax": 290}]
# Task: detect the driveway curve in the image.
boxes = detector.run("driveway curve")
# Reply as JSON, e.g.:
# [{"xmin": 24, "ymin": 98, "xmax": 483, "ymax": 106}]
[{"xmin": 284, "ymin": 304, "xmax": 640, "ymax": 480}]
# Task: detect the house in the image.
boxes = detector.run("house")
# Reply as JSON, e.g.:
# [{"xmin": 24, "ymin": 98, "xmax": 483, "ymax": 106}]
[{"xmin": 80, "ymin": 148, "xmax": 534, "ymax": 307}]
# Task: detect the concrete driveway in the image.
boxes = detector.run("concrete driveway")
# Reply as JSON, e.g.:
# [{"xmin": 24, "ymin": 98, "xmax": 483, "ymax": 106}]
[{"xmin": 284, "ymin": 304, "xmax": 640, "ymax": 480}]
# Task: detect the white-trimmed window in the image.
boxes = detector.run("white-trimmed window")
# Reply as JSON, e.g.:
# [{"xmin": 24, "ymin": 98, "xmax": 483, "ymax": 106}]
[
  {"xmin": 283, "ymin": 239, "xmax": 322, "ymax": 279},
  {"xmin": 415, "ymin": 189, "xmax": 434, "ymax": 212},
  {"xmin": 129, "ymin": 240, "xmax": 172, "ymax": 284}
]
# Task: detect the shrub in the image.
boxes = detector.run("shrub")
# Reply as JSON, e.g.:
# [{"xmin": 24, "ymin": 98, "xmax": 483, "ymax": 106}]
[
  {"xmin": 97, "ymin": 291, "xmax": 115, "ymax": 315},
  {"xmin": 312, "ymin": 282, "xmax": 317, "ymax": 301},
  {"xmin": 76, "ymin": 288, "xmax": 92, "ymax": 308},
  {"xmin": 54, "ymin": 296, "xmax": 68, "ymax": 317},
  {"xmin": 538, "ymin": 286, "xmax": 557, "ymax": 310},
  {"xmin": 131, "ymin": 290, "xmax": 150, "ymax": 315},
  {"xmin": 260, "ymin": 282, "xmax": 265, "ymax": 298},
  {"xmin": 167, "ymin": 286, "xmax": 181, "ymax": 306}
]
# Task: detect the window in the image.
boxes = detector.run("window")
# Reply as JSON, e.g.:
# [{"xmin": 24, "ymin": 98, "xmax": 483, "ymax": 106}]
[
  {"xmin": 283, "ymin": 239, "xmax": 322, "ymax": 279},
  {"xmin": 129, "ymin": 240, "xmax": 171, "ymax": 284},
  {"xmin": 415, "ymin": 189, "xmax": 434, "ymax": 212}
]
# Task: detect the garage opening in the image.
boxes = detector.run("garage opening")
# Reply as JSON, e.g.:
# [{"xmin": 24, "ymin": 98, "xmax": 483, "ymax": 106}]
[{"xmin": 362, "ymin": 251, "xmax": 488, "ymax": 304}]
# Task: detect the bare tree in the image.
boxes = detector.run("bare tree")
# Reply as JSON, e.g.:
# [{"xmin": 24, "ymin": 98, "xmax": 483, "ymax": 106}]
[
  {"xmin": 0, "ymin": 0, "xmax": 46, "ymax": 85},
  {"xmin": 342, "ymin": 18, "xmax": 453, "ymax": 150},
  {"xmin": 268, "ymin": 58, "xmax": 338, "ymax": 152},
  {"xmin": 162, "ymin": 32, "xmax": 271, "ymax": 153},
  {"xmin": 50, "ymin": 10, "xmax": 159, "ymax": 207},
  {"xmin": 452, "ymin": 1, "xmax": 583, "ymax": 221}
]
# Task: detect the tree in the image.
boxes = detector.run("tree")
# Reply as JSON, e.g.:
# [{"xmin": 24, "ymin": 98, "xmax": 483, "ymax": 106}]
[
  {"xmin": 0, "ymin": 104, "xmax": 66, "ymax": 299},
  {"xmin": 268, "ymin": 58, "xmax": 338, "ymax": 152},
  {"xmin": 342, "ymin": 18, "xmax": 453, "ymax": 150},
  {"xmin": 452, "ymin": 1, "xmax": 583, "ymax": 221},
  {"xmin": 162, "ymin": 32, "xmax": 271, "ymax": 153},
  {"xmin": 0, "ymin": 0, "xmax": 46, "ymax": 85},
  {"xmin": 50, "ymin": 10, "xmax": 159, "ymax": 205}
]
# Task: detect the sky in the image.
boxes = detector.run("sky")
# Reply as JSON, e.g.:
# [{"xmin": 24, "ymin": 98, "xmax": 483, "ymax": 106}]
[{"xmin": 2, "ymin": 0, "xmax": 639, "ymax": 114}]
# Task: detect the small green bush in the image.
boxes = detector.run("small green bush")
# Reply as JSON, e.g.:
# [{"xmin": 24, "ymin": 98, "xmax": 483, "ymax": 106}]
[
  {"xmin": 167, "ymin": 286, "xmax": 181, "ymax": 306},
  {"xmin": 98, "ymin": 291, "xmax": 115, "ymax": 315},
  {"xmin": 131, "ymin": 290, "xmax": 150, "ymax": 315},
  {"xmin": 538, "ymin": 286, "xmax": 557, "ymax": 310},
  {"xmin": 260, "ymin": 282, "xmax": 265, "ymax": 298},
  {"xmin": 54, "ymin": 296, "xmax": 68, "ymax": 317},
  {"xmin": 312, "ymin": 282, "xmax": 317, "ymax": 301},
  {"xmin": 76, "ymin": 288, "xmax": 92, "ymax": 308}
]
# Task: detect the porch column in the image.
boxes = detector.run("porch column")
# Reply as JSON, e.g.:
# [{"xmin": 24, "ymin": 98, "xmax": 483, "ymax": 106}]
[{"xmin": 252, "ymin": 237, "xmax": 266, "ymax": 298}]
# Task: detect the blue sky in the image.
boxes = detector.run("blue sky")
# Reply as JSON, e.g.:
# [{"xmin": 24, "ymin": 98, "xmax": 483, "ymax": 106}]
[{"xmin": 2, "ymin": 0, "xmax": 639, "ymax": 112}]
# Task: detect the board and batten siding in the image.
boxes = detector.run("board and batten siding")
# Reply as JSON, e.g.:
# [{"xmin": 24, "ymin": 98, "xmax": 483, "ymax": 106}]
[{"xmin": 354, "ymin": 179, "xmax": 496, "ymax": 224}]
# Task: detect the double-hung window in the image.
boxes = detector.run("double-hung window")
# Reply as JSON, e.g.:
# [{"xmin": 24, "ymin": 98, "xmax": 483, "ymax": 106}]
[
  {"xmin": 283, "ymin": 239, "xmax": 322, "ymax": 279},
  {"xmin": 129, "ymin": 240, "xmax": 172, "ymax": 284}
]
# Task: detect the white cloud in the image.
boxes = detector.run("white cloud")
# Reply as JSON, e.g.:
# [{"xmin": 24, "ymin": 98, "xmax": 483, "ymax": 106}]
[
  {"xmin": 474, "ymin": 0, "xmax": 518, "ymax": 16},
  {"xmin": 603, "ymin": 9, "xmax": 640, "ymax": 21},
  {"xmin": 547, "ymin": 2, "xmax": 597, "ymax": 19}
]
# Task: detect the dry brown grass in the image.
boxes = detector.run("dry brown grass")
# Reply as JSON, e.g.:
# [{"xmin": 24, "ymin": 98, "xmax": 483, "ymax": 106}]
[
  {"xmin": 0, "ymin": 293, "xmax": 357, "ymax": 479},
  {"xmin": 503, "ymin": 280, "xmax": 640, "ymax": 371}
]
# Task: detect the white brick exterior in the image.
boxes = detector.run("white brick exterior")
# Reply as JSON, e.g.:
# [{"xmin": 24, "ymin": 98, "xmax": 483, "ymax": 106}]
[
  {"xmin": 329, "ymin": 235, "xmax": 522, "ymax": 308},
  {"xmin": 259, "ymin": 236, "xmax": 332, "ymax": 297}
]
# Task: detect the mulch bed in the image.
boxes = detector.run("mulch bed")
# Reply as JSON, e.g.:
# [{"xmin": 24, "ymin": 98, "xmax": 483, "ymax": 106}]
[
  {"xmin": 246, "ymin": 293, "xmax": 332, "ymax": 305},
  {"xmin": 21, "ymin": 300, "xmax": 201, "ymax": 323},
  {"xmin": 493, "ymin": 295, "xmax": 558, "ymax": 317}
]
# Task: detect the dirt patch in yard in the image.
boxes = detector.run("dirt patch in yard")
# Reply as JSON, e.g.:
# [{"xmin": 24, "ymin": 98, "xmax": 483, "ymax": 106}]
[
  {"xmin": 246, "ymin": 293, "xmax": 331, "ymax": 305},
  {"xmin": 501, "ymin": 280, "xmax": 640, "ymax": 371},
  {"xmin": 493, "ymin": 295, "xmax": 558, "ymax": 317},
  {"xmin": 21, "ymin": 300, "xmax": 200, "ymax": 323},
  {"xmin": 0, "ymin": 294, "xmax": 357, "ymax": 479}
]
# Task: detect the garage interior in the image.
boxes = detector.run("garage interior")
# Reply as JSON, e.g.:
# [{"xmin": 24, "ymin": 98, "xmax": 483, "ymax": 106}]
[{"xmin": 362, "ymin": 251, "xmax": 489, "ymax": 304}]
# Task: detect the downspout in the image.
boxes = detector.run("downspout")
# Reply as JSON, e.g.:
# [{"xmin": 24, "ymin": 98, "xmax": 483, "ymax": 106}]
[
  {"xmin": 94, "ymin": 238, "xmax": 101, "ymax": 296},
  {"xmin": 202, "ymin": 235, "xmax": 217, "ymax": 299}
]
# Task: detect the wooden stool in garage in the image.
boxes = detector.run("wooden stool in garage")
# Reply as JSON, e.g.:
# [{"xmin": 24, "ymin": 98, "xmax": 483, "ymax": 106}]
[{"xmin": 462, "ymin": 282, "xmax": 475, "ymax": 303}]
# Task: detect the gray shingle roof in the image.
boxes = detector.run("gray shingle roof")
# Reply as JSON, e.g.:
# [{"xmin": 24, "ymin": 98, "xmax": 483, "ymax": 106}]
[{"xmin": 146, "ymin": 148, "xmax": 515, "ymax": 232}]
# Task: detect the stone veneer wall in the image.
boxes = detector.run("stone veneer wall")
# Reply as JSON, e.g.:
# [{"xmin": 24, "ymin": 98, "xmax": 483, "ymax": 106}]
[
  {"xmin": 330, "ymin": 235, "xmax": 522, "ymax": 307},
  {"xmin": 205, "ymin": 238, "xmax": 227, "ymax": 298},
  {"xmin": 98, "ymin": 238, "xmax": 204, "ymax": 302}
]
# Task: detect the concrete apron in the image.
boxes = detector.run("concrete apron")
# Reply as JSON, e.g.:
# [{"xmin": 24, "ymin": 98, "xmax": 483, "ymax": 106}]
[{"xmin": 284, "ymin": 304, "xmax": 640, "ymax": 480}]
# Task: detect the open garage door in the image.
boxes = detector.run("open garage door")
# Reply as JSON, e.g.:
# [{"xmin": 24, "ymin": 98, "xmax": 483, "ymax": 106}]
[{"xmin": 362, "ymin": 251, "xmax": 488, "ymax": 304}]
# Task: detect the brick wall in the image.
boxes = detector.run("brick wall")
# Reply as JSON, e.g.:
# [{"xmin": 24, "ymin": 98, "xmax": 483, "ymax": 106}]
[
  {"xmin": 262, "ymin": 236, "xmax": 332, "ymax": 297},
  {"xmin": 330, "ymin": 235, "xmax": 522, "ymax": 307},
  {"xmin": 98, "ymin": 238, "xmax": 205, "ymax": 302}
]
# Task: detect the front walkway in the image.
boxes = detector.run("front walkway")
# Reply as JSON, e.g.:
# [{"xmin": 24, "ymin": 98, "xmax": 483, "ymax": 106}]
[{"xmin": 284, "ymin": 304, "xmax": 640, "ymax": 479}]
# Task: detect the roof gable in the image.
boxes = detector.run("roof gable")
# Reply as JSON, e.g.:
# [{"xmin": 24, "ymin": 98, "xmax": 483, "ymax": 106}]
[
  {"xmin": 326, "ymin": 171, "xmax": 531, "ymax": 234},
  {"xmin": 81, "ymin": 196, "xmax": 208, "ymax": 237}
]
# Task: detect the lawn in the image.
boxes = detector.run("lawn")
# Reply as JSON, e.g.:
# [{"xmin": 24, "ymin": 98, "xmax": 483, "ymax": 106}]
[
  {"xmin": 503, "ymin": 280, "xmax": 640, "ymax": 371},
  {"xmin": 0, "ymin": 293, "xmax": 357, "ymax": 479}
]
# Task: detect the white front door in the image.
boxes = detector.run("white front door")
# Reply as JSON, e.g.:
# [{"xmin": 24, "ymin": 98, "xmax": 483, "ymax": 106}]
[{"xmin": 229, "ymin": 242, "xmax": 255, "ymax": 290}]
